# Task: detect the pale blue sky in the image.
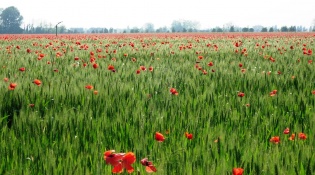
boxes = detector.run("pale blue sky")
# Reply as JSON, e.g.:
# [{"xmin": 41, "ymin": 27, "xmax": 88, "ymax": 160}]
[{"xmin": 1, "ymin": 0, "xmax": 315, "ymax": 29}]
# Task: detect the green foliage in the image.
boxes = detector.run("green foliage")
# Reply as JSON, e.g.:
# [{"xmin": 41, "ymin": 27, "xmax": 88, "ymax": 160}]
[{"xmin": 0, "ymin": 6, "xmax": 23, "ymax": 34}]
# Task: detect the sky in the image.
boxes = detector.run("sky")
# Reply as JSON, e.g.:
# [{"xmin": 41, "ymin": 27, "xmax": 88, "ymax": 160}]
[{"xmin": 1, "ymin": 0, "xmax": 315, "ymax": 29}]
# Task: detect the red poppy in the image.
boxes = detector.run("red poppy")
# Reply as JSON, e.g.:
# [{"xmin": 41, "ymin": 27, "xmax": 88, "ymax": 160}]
[
  {"xmin": 140, "ymin": 158, "xmax": 157, "ymax": 173},
  {"xmin": 9, "ymin": 83, "xmax": 17, "ymax": 90},
  {"xmin": 29, "ymin": 104, "xmax": 35, "ymax": 108},
  {"xmin": 312, "ymin": 90, "xmax": 315, "ymax": 95},
  {"xmin": 198, "ymin": 55, "xmax": 203, "ymax": 60},
  {"xmin": 270, "ymin": 90, "xmax": 277, "ymax": 97},
  {"xmin": 270, "ymin": 136, "xmax": 280, "ymax": 144},
  {"xmin": 112, "ymin": 152, "xmax": 136, "ymax": 174},
  {"xmin": 108, "ymin": 65, "xmax": 115, "ymax": 71},
  {"xmin": 131, "ymin": 58, "xmax": 136, "ymax": 62},
  {"xmin": 93, "ymin": 90, "xmax": 98, "ymax": 95},
  {"xmin": 93, "ymin": 63, "xmax": 98, "ymax": 69},
  {"xmin": 283, "ymin": 128, "xmax": 290, "ymax": 134},
  {"xmin": 208, "ymin": 61, "xmax": 213, "ymax": 66},
  {"xmin": 104, "ymin": 150, "xmax": 125, "ymax": 167},
  {"xmin": 74, "ymin": 57, "xmax": 80, "ymax": 61},
  {"xmin": 19, "ymin": 67, "xmax": 25, "ymax": 72},
  {"xmin": 185, "ymin": 132, "xmax": 193, "ymax": 140},
  {"xmin": 239, "ymin": 63, "xmax": 243, "ymax": 67},
  {"xmin": 85, "ymin": 85, "xmax": 93, "ymax": 90},
  {"xmin": 33, "ymin": 79, "xmax": 42, "ymax": 86},
  {"xmin": 298, "ymin": 133, "xmax": 307, "ymax": 140},
  {"xmin": 140, "ymin": 66, "xmax": 146, "ymax": 71},
  {"xmin": 289, "ymin": 134, "xmax": 295, "ymax": 141},
  {"xmin": 170, "ymin": 88, "xmax": 179, "ymax": 95},
  {"xmin": 155, "ymin": 132, "xmax": 165, "ymax": 142},
  {"xmin": 308, "ymin": 49, "xmax": 312, "ymax": 55},
  {"xmin": 26, "ymin": 48, "xmax": 31, "ymax": 53},
  {"xmin": 136, "ymin": 69, "xmax": 141, "ymax": 74},
  {"xmin": 237, "ymin": 92, "xmax": 245, "ymax": 97},
  {"xmin": 233, "ymin": 168, "xmax": 244, "ymax": 175},
  {"xmin": 4, "ymin": 77, "xmax": 9, "ymax": 82},
  {"xmin": 149, "ymin": 66, "xmax": 153, "ymax": 72}
]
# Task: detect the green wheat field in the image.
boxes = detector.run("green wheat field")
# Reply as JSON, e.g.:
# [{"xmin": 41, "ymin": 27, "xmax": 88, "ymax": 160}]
[{"xmin": 0, "ymin": 33, "xmax": 314, "ymax": 175}]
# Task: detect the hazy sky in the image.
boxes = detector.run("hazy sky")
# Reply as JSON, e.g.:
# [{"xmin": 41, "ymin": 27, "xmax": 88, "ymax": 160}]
[{"xmin": 1, "ymin": 0, "xmax": 315, "ymax": 29}]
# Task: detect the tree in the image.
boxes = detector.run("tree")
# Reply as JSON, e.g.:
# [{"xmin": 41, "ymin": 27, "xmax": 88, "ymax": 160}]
[
  {"xmin": 0, "ymin": 6, "xmax": 23, "ymax": 34},
  {"xmin": 281, "ymin": 26, "xmax": 288, "ymax": 32},
  {"xmin": 289, "ymin": 26, "xmax": 296, "ymax": 32},
  {"xmin": 249, "ymin": 28, "xmax": 254, "ymax": 32},
  {"xmin": 242, "ymin": 27, "xmax": 249, "ymax": 32},
  {"xmin": 143, "ymin": 23, "xmax": 155, "ymax": 33},
  {"xmin": 269, "ymin": 27, "xmax": 274, "ymax": 32},
  {"xmin": 261, "ymin": 27, "xmax": 268, "ymax": 32},
  {"xmin": 229, "ymin": 26, "xmax": 235, "ymax": 32},
  {"xmin": 171, "ymin": 20, "xmax": 183, "ymax": 32}
]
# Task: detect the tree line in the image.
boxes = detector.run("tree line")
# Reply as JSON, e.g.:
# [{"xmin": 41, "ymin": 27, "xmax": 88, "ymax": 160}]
[{"xmin": 1, "ymin": 6, "xmax": 315, "ymax": 34}]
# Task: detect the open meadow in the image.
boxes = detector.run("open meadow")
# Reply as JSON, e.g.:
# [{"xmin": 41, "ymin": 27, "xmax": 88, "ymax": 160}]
[{"xmin": 0, "ymin": 33, "xmax": 315, "ymax": 175}]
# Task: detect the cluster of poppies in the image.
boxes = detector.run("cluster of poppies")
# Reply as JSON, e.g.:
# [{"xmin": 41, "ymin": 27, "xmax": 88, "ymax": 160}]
[{"xmin": 270, "ymin": 127, "xmax": 307, "ymax": 144}]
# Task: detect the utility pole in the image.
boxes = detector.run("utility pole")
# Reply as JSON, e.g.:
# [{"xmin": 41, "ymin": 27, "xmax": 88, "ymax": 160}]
[{"xmin": 55, "ymin": 21, "xmax": 63, "ymax": 36}]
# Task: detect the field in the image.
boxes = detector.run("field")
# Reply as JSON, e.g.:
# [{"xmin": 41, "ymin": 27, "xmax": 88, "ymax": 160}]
[{"xmin": 0, "ymin": 32, "xmax": 315, "ymax": 175}]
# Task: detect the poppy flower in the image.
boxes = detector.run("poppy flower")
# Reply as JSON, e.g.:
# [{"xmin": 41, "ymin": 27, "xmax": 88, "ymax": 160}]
[
  {"xmin": 185, "ymin": 132, "xmax": 193, "ymax": 140},
  {"xmin": 136, "ymin": 69, "xmax": 141, "ymax": 74},
  {"xmin": 33, "ymin": 79, "xmax": 42, "ymax": 86},
  {"xmin": 312, "ymin": 90, "xmax": 315, "ymax": 95},
  {"xmin": 140, "ymin": 66, "xmax": 146, "ymax": 71},
  {"xmin": 93, "ymin": 63, "xmax": 98, "ymax": 69},
  {"xmin": 237, "ymin": 92, "xmax": 245, "ymax": 97},
  {"xmin": 85, "ymin": 85, "xmax": 93, "ymax": 90},
  {"xmin": 283, "ymin": 128, "xmax": 290, "ymax": 134},
  {"xmin": 198, "ymin": 55, "xmax": 203, "ymax": 60},
  {"xmin": 108, "ymin": 65, "xmax": 115, "ymax": 71},
  {"xmin": 170, "ymin": 88, "xmax": 179, "ymax": 95},
  {"xmin": 112, "ymin": 152, "xmax": 136, "ymax": 174},
  {"xmin": 140, "ymin": 158, "xmax": 157, "ymax": 173},
  {"xmin": 9, "ymin": 83, "xmax": 17, "ymax": 90},
  {"xmin": 104, "ymin": 150, "xmax": 125, "ymax": 167},
  {"xmin": 19, "ymin": 67, "xmax": 25, "ymax": 72},
  {"xmin": 289, "ymin": 134, "xmax": 295, "ymax": 141},
  {"xmin": 298, "ymin": 133, "xmax": 307, "ymax": 140},
  {"xmin": 308, "ymin": 49, "xmax": 312, "ymax": 55},
  {"xmin": 270, "ymin": 136, "xmax": 280, "ymax": 144},
  {"xmin": 239, "ymin": 63, "xmax": 243, "ymax": 67},
  {"xmin": 93, "ymin": 90, "xmax": 98, "ymax": 95},
  {"xmin": 208, "ymin": 61, "xmax": 213, "ymax": 66},
  {"xmin": 149, "ymin": 66, "xmax": 153, "ymax": 72},
  {"xmin": 155, "ymin": 132, "xmax": 165, "ymax": 142},
  {"xmin": 233, "ymin": 168, "xmax": 244, "ymax": 175},
  {"xmin": 29, "ymin": 104, "xmax": 35, "ymax": 108},
  {"xmin": 4, "ymin": 77, "xmax": 8, "ymax": 82},
  {"xmin": 270, "ymin": 90, "xmax": 277, "ymax": 97}
]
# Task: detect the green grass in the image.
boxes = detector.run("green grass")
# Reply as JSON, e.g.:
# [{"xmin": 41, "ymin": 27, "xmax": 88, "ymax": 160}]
[{"xmin": 0, "ymin": 33, "xmax": 314, "ymax": 174}]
